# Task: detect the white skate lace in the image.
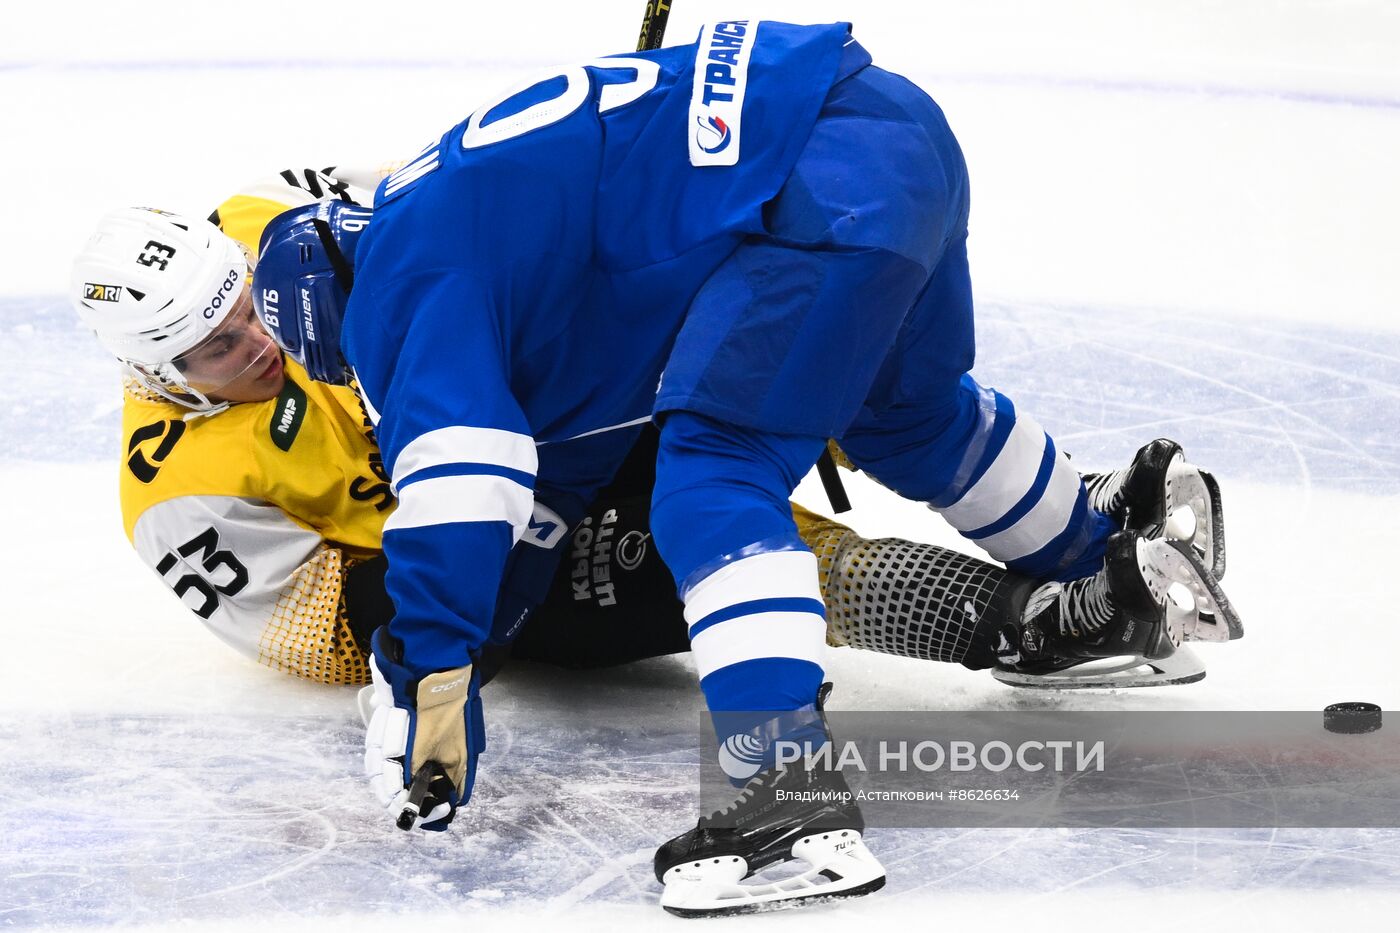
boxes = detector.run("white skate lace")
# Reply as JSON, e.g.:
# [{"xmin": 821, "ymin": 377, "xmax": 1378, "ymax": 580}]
[
  {"xmin": 1083, "ymin": 468, "xmax": 1129, "ymax": 516},
  {"xmin": 1058, "ymin": 569, "xmax": 1116, "ymax": 638}
]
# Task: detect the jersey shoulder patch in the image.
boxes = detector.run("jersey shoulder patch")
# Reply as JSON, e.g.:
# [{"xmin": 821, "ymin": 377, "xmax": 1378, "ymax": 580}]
[
  {"xmin": 125, "ymin": 417, "xmax": 188, "ymax": 484},
  {"xmin": 268, "ymin": 378, "xmax": 308, "ymax": 452}
]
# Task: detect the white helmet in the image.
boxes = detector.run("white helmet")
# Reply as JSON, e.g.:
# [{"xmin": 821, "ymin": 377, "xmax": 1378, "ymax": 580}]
[{"xmin": 71, "ymin": 207, "xmax": 252, "ymax": 409}]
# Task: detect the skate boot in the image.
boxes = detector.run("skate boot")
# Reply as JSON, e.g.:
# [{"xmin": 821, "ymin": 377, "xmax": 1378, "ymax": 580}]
[
  {"xmin": 1082, "ymin": 438, "xmax": 1227, "ymax": 580},
  {"xmin": 993, "ymin": 530, "xmax": 1241, "ymax": 689},
  {"xmin": 655, "ymin": 686, "xmax": 886, "ymax": 917}
]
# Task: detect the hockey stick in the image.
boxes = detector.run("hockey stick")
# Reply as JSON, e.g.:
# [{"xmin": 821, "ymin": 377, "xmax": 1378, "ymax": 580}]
[
  {"xmin": 816, "ymin": 446, "xmax": 853, "ymax": 512},
  {"xmin": 396, "ymin": 761, "xmax": 449, "ymax": 830},
  {"xmin": 637, "ymin": 1, "xmax": 673, "ymax": 52}
]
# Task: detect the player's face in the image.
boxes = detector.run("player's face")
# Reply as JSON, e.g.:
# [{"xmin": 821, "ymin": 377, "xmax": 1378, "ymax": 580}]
[{"xmin": 174, "ymin": 286, "xmax": 286, "ymax": 403}]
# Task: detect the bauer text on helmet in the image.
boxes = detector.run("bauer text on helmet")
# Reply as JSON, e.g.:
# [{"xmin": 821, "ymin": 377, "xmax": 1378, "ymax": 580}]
[{"xmin": 253, "ymin": 200, "xmax": 373, "ymax": 385}]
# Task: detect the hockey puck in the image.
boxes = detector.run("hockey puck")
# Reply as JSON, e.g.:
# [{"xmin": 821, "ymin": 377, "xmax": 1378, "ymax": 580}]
[{"xmin": 1323, "ymin": 702, "xmax": 1382, "ymax": 734}]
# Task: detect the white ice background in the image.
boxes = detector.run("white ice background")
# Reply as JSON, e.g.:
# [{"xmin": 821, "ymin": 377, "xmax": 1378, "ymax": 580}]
[{"xmin": 3, "ymin": 1, "xmax": 1400, "ymax": 930}]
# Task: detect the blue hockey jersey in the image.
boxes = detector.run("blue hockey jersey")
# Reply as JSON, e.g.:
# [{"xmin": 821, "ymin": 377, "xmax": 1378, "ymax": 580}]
[{"xmin": 344, "ymin": 22, "xmax": 868, "ymax": 674}]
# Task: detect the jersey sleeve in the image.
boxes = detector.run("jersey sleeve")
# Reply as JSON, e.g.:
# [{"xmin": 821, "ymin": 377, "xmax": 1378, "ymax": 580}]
[
  {"xmin": 209, "ymin": 168, "xmax": 374, "ymax": 258},
  {"xmin": 345, "ymin": 271, "xmax": 537, "ymax": 677},
  {"xmin": 319, "ymin": 162, "xmax": 408, "ymax": 194},
  {"xmin": 130, "ymin": 494, "xmax": 371, "ymax": 685}
]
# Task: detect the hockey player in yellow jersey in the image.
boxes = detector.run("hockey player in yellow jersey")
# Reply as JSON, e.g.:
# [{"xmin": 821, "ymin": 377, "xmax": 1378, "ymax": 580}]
[
  {"xmin": 72, "ymin": 169, "xmax": 1239, "ymax": 694},
  {"xmin": 118, "ymin": 335, "xmax": 389, "ymax": 683},
  {"xmin": 72, "ymin": 170, "xmax": 391, "ymax": 684}
]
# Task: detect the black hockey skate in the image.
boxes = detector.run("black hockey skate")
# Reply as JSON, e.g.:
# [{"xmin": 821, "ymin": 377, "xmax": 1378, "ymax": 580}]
[
  {"xmin": 993, "ymin": 529, "xmax": 1242, "ymax": 689},
  {"xmin": 1083, "ymin": 438, "xmax": 1227, "ymax": 580},
  {"xmin": 655, "ymin": 687, "xmax": 886, "ymax": 917}
]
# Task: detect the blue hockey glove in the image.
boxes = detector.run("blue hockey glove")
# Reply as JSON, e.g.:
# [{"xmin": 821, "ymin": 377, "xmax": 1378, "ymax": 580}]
[{"xmin": 362, "ymin": 627, "xmax": 485, "ymax": 831}]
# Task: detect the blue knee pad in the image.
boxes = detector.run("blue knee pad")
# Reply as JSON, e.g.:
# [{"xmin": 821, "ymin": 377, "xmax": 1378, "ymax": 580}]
[{"xmin": 651, "ymin": 411, "xmax": 829, "ymax": 717}]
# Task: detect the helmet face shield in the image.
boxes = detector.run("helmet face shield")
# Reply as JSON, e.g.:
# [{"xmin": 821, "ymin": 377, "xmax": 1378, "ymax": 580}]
[
  {"xmin": 72, "ymin": 207, "xmax": 270, "ymax": 411},
  {"xmin": 166, "ymin": 284, "xmax": 283, "ymax": 402}
]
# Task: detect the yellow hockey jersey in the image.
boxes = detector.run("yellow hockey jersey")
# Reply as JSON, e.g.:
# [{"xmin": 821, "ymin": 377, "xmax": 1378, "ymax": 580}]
[
  {"xmin": 120, "ymin": 169, "xmax": 387, "ymax": 684},
  {"xmin": 121, "ymin": 359, "xmax": 391, "ymax": 683}
]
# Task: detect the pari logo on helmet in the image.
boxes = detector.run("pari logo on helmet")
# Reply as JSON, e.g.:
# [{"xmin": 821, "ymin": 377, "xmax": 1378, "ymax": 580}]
[
  {"xmin": 70, "ymin": 207, "xmax": 254, "ymax": 411},
  {"xmin": 83, "ymin": 283, "xmax": 123, "ymax": 302},
  {"xmin": 254, "ymin": 201, "xmax": 373, "ymax": 385}
]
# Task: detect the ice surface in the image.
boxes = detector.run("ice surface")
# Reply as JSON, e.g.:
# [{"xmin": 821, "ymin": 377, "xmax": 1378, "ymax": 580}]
[{"xmin": 5, "ymin": 2, "xmax": 1400, "ymax": 930}]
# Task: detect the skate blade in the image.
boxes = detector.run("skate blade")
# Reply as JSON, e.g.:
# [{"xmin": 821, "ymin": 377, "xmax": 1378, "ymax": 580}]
[
  {"xmin": 1166, "ymin": 456, "xmax": 1227, "ymax": 580},
  {"xmin": 1151, "ymin": 538, "xmax": 1243, "ymax": 642},
  {"xmin": 992, "ymin": 646, "xmax": 1206, "ymax": 689},
  {"xmin": 660, "ymin": 831, "xmax": 886, "ymax": 918}
]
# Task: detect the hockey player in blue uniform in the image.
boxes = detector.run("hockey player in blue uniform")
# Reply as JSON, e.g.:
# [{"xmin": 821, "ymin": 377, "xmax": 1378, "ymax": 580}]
[{"xmin": 254, "ymin": 21, "xmax": 1236, "ymax": 914}]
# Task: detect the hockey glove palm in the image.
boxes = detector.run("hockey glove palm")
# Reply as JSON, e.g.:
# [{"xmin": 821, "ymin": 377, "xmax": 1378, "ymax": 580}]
[{"xmin": 363, "ymin": 627, "xmax": 485, "ymax": 831}]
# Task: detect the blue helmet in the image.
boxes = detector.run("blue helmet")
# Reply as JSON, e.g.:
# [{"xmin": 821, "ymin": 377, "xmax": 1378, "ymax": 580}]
[{"xmin": 253, "ymin": 200, "xmax": 373, "ymax": 384}]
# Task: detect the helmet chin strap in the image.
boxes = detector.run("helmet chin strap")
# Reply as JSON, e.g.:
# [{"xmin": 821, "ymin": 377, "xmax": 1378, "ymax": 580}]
[
  {"xmin": 312, "ymin": 218, "xmax": 355, "ymax": 292},
  {"xmin": 123, "ymin": 360, "xmax": 231, "ymax": 416}
]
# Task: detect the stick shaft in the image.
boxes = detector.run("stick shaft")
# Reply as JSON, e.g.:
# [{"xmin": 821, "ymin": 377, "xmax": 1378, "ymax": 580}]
[{"xmin": 636, "ymin": 0, "xmax": 673, "ymax": 52}]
